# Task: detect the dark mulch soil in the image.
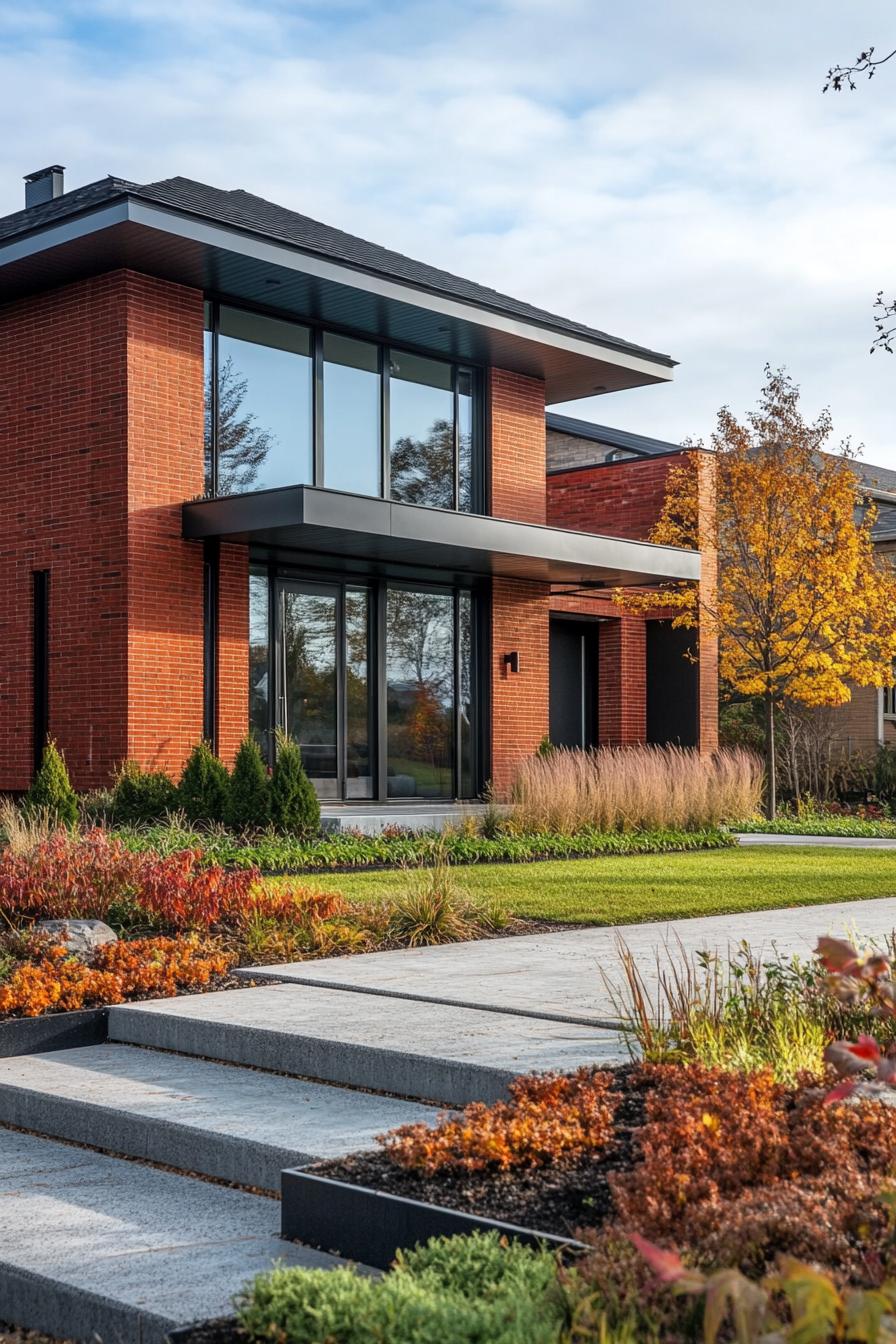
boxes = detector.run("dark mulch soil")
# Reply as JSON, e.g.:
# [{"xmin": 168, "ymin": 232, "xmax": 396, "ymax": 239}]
[
  {"xmin": 310, "ymin": 1066, "xmax": 647, "ymax": 1240},
  {"xmin": 168, "ymin": 1318, "xmax": 243, "ymax": 1344}
]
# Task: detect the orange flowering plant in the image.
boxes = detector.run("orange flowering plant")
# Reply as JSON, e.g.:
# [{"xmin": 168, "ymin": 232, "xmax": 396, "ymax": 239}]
[
  {"xmin": 0, "ymin": 936, "xmax": 234, "ymax": 1018},
  {"xmin": 378, "ymin": 1067, "xmax": 618, "ymax": 1174}
]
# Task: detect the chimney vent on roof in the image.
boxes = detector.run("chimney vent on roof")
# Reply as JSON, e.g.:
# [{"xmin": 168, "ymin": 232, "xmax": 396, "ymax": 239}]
[{"xmin": 24, "ymin": 166, "xmax": 65, "ymax": 209}]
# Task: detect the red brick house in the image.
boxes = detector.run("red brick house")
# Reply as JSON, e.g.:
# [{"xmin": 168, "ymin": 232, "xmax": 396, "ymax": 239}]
[{"xmin": 0, "ymin": 167, "xmax": 716, "ymax": 810}]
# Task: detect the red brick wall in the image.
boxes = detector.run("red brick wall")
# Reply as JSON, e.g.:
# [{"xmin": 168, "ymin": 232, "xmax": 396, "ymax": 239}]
[
  {"xmin": 125, "ymin": 273, "xmax": 205, "ymax": 776},
  {"xmin": 488, "ymin": 369, "xmax": 549, "ymax": 792},
  {"xmin": 0, "ymin": 274, "xmax": 130, "ymax": 790},
  {"xmin": 547, "ymin": 451, "xmax": 719, "ymax": 752},
  {"xmin": 490, "ymin": 579, "xmax": 549, "ymax": 795},
  {"xmin": 0, "ymin": 269, "xmax": 210, "ymax": 792},
  {"xmin": 490, "ymin": 369, "xmax": 546, "ymax": 524},
  {"xmin": 547, "ymin": 453, "xmax": 679, "ymax": 540}
]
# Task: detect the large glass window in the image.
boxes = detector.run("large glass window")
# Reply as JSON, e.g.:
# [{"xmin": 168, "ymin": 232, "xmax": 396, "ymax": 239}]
[
  {"xmin": 209, "ymin": 307, "xmax": 313, "ymax": 495},
  {"xmin": 281, "ymin": 584, "xmax": 339, "ymax": 798},
  {"xmin": 386, "ymin": 588, "xmax": 455, "ymax": 800},
  {"xmin": 345, "ymin": 587, "xmax": 374, "ymax": 798},
  {"xmin": 323, "ymin": 334, "xmax": 381, "ymax": 497},
  {"xmin": 389, "ymin": 352, "xmax": 455, "ymax": 509},
  {"xmin": 205, "ymin": 305, "xmax": 479, "ymax": 512}
]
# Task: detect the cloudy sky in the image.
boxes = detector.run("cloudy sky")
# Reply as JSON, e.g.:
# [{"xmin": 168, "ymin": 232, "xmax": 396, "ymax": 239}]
[{"xmin": 2, "ymin": 1, "xmax": 895, "ymax": 462}]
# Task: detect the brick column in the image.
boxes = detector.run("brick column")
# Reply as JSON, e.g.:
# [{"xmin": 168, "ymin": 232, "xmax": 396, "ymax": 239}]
[
  {"xmin": 488, "ymin": 369, "xmax": 549, "ymax": 794},
  {"xmin": 599, "ymin": 616, "xmax": 647, "ymax": 746},
  {"xmin": 125, "ymin": 272, "xmax": 206, "ymax": 777}
]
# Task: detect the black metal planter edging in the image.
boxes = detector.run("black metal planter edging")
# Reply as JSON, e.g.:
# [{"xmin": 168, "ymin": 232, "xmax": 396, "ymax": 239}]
[
  {"xmin": 0, "ymin": 1008, "xmax": 108, "ymax": 1057},
  {"xmin": 281, "ymin": 1168, "xmax": 587, "ymax": 1271}
]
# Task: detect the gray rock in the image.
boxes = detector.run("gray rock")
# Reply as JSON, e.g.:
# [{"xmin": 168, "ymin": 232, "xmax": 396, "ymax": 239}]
[{"xmin": 35, "ymin": 919, "xmax": 118, "ymax": 958}]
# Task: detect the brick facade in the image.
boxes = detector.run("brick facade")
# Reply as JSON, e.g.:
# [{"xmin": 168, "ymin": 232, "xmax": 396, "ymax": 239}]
[
  {"xmin": 488, "ymin": 369, "xmax": 550, "ymax": 792},
  {"xmin": 1, "ymin": 279, "xmax": 714, "ymax": 799},
  {"xmin": 0, "ymin": 269, "xmax": 210, "ymax": 791},
  {"xmin": 547, "ymin": 450, "xmax": 718, "ymax": 753}
]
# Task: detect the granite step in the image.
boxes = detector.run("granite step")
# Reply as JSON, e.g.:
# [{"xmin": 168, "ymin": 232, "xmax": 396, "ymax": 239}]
[
  {"xmin": 108, "ymin": 982, "xmax": 625, "ymax": 1105},
  {"xmin": 0, "ymin": 1042, "xmax": 439, "ymax": 1192},
  {"xmin": 0, "ymin": 1126, "xmax": 344, "ymax": 1344}
]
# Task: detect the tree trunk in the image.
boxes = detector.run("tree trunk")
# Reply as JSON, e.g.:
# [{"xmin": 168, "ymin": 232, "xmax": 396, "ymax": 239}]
[{"xmin": 765, "ymin": 691, "xmax": 777, "ymax": 819}]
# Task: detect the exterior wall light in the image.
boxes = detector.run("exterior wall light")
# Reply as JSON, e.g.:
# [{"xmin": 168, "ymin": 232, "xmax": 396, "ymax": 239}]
[{"xmin": 503, "ymin": 651, "xmax": 520, "ymax": 674}]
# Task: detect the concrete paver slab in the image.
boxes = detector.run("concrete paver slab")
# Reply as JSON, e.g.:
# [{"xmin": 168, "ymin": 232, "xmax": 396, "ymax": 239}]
[
  {"xmin": 0, "ymin": 1043, "xmax": 440, "ymax": 1190},
  {"xmin": 0, "ymin": 1127, "xmax": 340, "ymax": 1344},
  {"xmin": 109, "ymin": 984, "xmax": 626, "ymax": 1103},
  {"xmin": 239, "ymin": 897, "xmax": 896, "ymax": 1024}
]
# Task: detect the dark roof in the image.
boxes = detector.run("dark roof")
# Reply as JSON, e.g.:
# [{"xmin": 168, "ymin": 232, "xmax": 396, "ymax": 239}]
[
  {"xmin": 851, "ymin": 459, "xmax": 896, "ymax": 495},
  {"xmin": 0, "ymin": 174, "xmax": 675, "ymax": 369},
  {"xmin": 545, "ymin": 413, "xmax": 683, "ymax": 458}
]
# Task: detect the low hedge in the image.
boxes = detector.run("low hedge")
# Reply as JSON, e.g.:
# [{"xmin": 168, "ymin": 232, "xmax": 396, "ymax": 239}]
[{"xmin": 115, "ymin": 824, "xmax": 736, "ymax": 872}]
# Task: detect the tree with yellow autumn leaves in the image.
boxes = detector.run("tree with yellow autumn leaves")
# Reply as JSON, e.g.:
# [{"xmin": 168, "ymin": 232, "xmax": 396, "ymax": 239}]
[{"xmin": 620, "ymin": 369, "xmax": 896, "ymax": 816}]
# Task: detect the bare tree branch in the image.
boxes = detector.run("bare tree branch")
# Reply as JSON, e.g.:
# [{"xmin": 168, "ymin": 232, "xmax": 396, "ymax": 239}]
[{"xmin": 824, "ymin": 44, "xmax": 896, "ymax": 92}]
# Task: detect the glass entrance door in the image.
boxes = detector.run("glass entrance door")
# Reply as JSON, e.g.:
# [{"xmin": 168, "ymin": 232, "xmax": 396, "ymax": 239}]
[
  {"xmin": 277, "ymin": 580, "xmax": 374, "ymax": 800},
  {"xmin": 279, "ymin": 582, "xmax": 339, "ymax": 798}
]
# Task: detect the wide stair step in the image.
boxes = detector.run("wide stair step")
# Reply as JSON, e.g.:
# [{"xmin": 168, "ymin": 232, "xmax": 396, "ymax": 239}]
[
  {"xmin": 0, "ymin": 1042, "xmax": 439, "ymax": 1191},
  {"xmin": 108, "ymin": 982, "xmax": 623, "ymax": 1106},
  {"xmin": 0, "ymin": 1127, "xmax": 342, "ymax": 1344}
]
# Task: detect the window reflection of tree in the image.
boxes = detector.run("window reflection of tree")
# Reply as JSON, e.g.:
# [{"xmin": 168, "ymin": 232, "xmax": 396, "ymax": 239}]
[
  {"xmin": 387, "ymin": 591, "xmax": 454, "ymax": 785},
  {"xmin": 390, "ymin": 419, "xmax": 455, "ymax": 508},
  {"xmin": 205, "ymin": 356, "xmax": 275, "ymax": 496},
  {"xmin": 283, "ymin": 594, "xmax": 337, "ymax": 769}
]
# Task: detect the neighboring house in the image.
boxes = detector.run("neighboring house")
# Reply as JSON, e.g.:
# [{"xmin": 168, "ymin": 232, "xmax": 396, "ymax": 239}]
[
  {"xmin": 825, "ymin": 459, "xmax": 896, "ymax": 756},
  {"xmin": 0, "ymin": 165, "xmax": 715, "ymax": 809}
]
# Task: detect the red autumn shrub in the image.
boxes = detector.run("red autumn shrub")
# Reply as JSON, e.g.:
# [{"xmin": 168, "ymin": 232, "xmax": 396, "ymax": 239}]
[
  {"xmin": 135, "ymin": 849, "xmax": 257, "ymax": 929},
  {"xmin": 379, "ymin": 1067, "xmax": 618, "ymax": 1174},
  {"xmin": 0, "ymin": 936, "xmax": 234, "ymax": 1018},
  {"xmin": 0, "ymin": 828, "xmax": 143, "ymax": 921},
  {"xmin": 610, "ymin": 1065, "xmax": 896, "ymax": 1284},
  {"xmin": 612, "ymin": 1065, "xmax": 789, "ymax": 1235}
]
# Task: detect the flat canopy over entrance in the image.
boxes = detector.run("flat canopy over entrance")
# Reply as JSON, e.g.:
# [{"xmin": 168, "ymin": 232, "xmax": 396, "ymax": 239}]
[{"xmin": 182, "ymin": 486, "xmax": 700, "ymax": 588}]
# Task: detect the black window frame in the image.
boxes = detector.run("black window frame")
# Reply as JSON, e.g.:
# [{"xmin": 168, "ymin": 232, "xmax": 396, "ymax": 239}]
[
  {"xmin": 248, "ymin": 559, "xmax": 486, "ymax": 802},
  {"xmin": 204, "ymin": 299, "xmax": 485, "ymax": 516}
]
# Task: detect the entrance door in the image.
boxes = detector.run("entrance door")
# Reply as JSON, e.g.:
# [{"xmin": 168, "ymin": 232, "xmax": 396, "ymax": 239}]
[
  {"xmin": 549, "ymin": 618, "xmax": 598, "ymax": 749},
  {"xmin": 278, "ymin": 581, "xmax": 339, "ymax": 798}
]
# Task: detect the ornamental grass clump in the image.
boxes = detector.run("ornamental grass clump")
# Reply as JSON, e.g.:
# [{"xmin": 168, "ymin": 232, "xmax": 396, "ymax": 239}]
[
  {"xmin": 510, "ymin": 744, "xmax": 761, "ymax": 834},
  {"xmin": 606, "ymin": 937, "xmax": 829, "ymax": 1084},
  {"xmin": 383, "ymin": 840, "xmax": 509, "ymax": 947},
  {"xmin": 379, "ymin": 1067, "xmax": 618, "ymax": 1174}
]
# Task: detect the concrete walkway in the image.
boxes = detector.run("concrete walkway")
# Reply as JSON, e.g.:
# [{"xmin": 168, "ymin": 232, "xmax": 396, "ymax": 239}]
[
  {"xmin": 242, "ymin": 896, "xmax": 896, "ymax": 1025},
  {"xmin": 0, "ymin": 1128, "xmax": 341, "ymax": 1344},
  {"xmin": 735, "ymin": 832, "xmax": 896, "ymax": 849}
]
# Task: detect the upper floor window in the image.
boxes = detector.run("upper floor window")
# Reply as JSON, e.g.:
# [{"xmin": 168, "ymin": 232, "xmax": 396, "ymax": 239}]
[{"xmin": 204, "ymin": 302, "xmax": 481, "ymax": 513}]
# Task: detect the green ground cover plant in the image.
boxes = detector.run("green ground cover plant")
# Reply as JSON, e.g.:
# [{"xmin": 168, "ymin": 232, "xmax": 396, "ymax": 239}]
[
  {"xmin": 114, "ymin": 819, "xmax": 734, "ymax": 871},
  {"xmin": 238, "ymin": 1232, "xmax": 569, "ymax": 1344},
  {"xmin": 739, "ymin": 811, "xmax": 896, "ymax": 838}
]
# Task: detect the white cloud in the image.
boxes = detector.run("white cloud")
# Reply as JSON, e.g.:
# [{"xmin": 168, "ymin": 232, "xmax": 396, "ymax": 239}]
[{"xmin": 1, "ymin": 0, "xmax": 896, "ymax": 459}]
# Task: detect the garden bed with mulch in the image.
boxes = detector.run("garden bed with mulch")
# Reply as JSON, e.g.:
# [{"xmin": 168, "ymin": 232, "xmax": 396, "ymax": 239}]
[{"xmin": 303, "ymin": 1065, "xmax": 645, "ymax": 1242}]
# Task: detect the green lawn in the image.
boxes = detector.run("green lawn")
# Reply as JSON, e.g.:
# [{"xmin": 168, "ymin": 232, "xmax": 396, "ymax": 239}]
[{"xmin": 312, "ymin": 846, "xmax": 896, "ymax": 925}]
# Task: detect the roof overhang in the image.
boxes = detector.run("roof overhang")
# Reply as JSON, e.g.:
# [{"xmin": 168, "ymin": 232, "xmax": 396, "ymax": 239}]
[
  {"xmin": 182, "ymin": 486, "xmax": 700, "ymax": 588},
  {"xmin": 0, "ymin": 198, "xmax": 673, "ymax": 403}
]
